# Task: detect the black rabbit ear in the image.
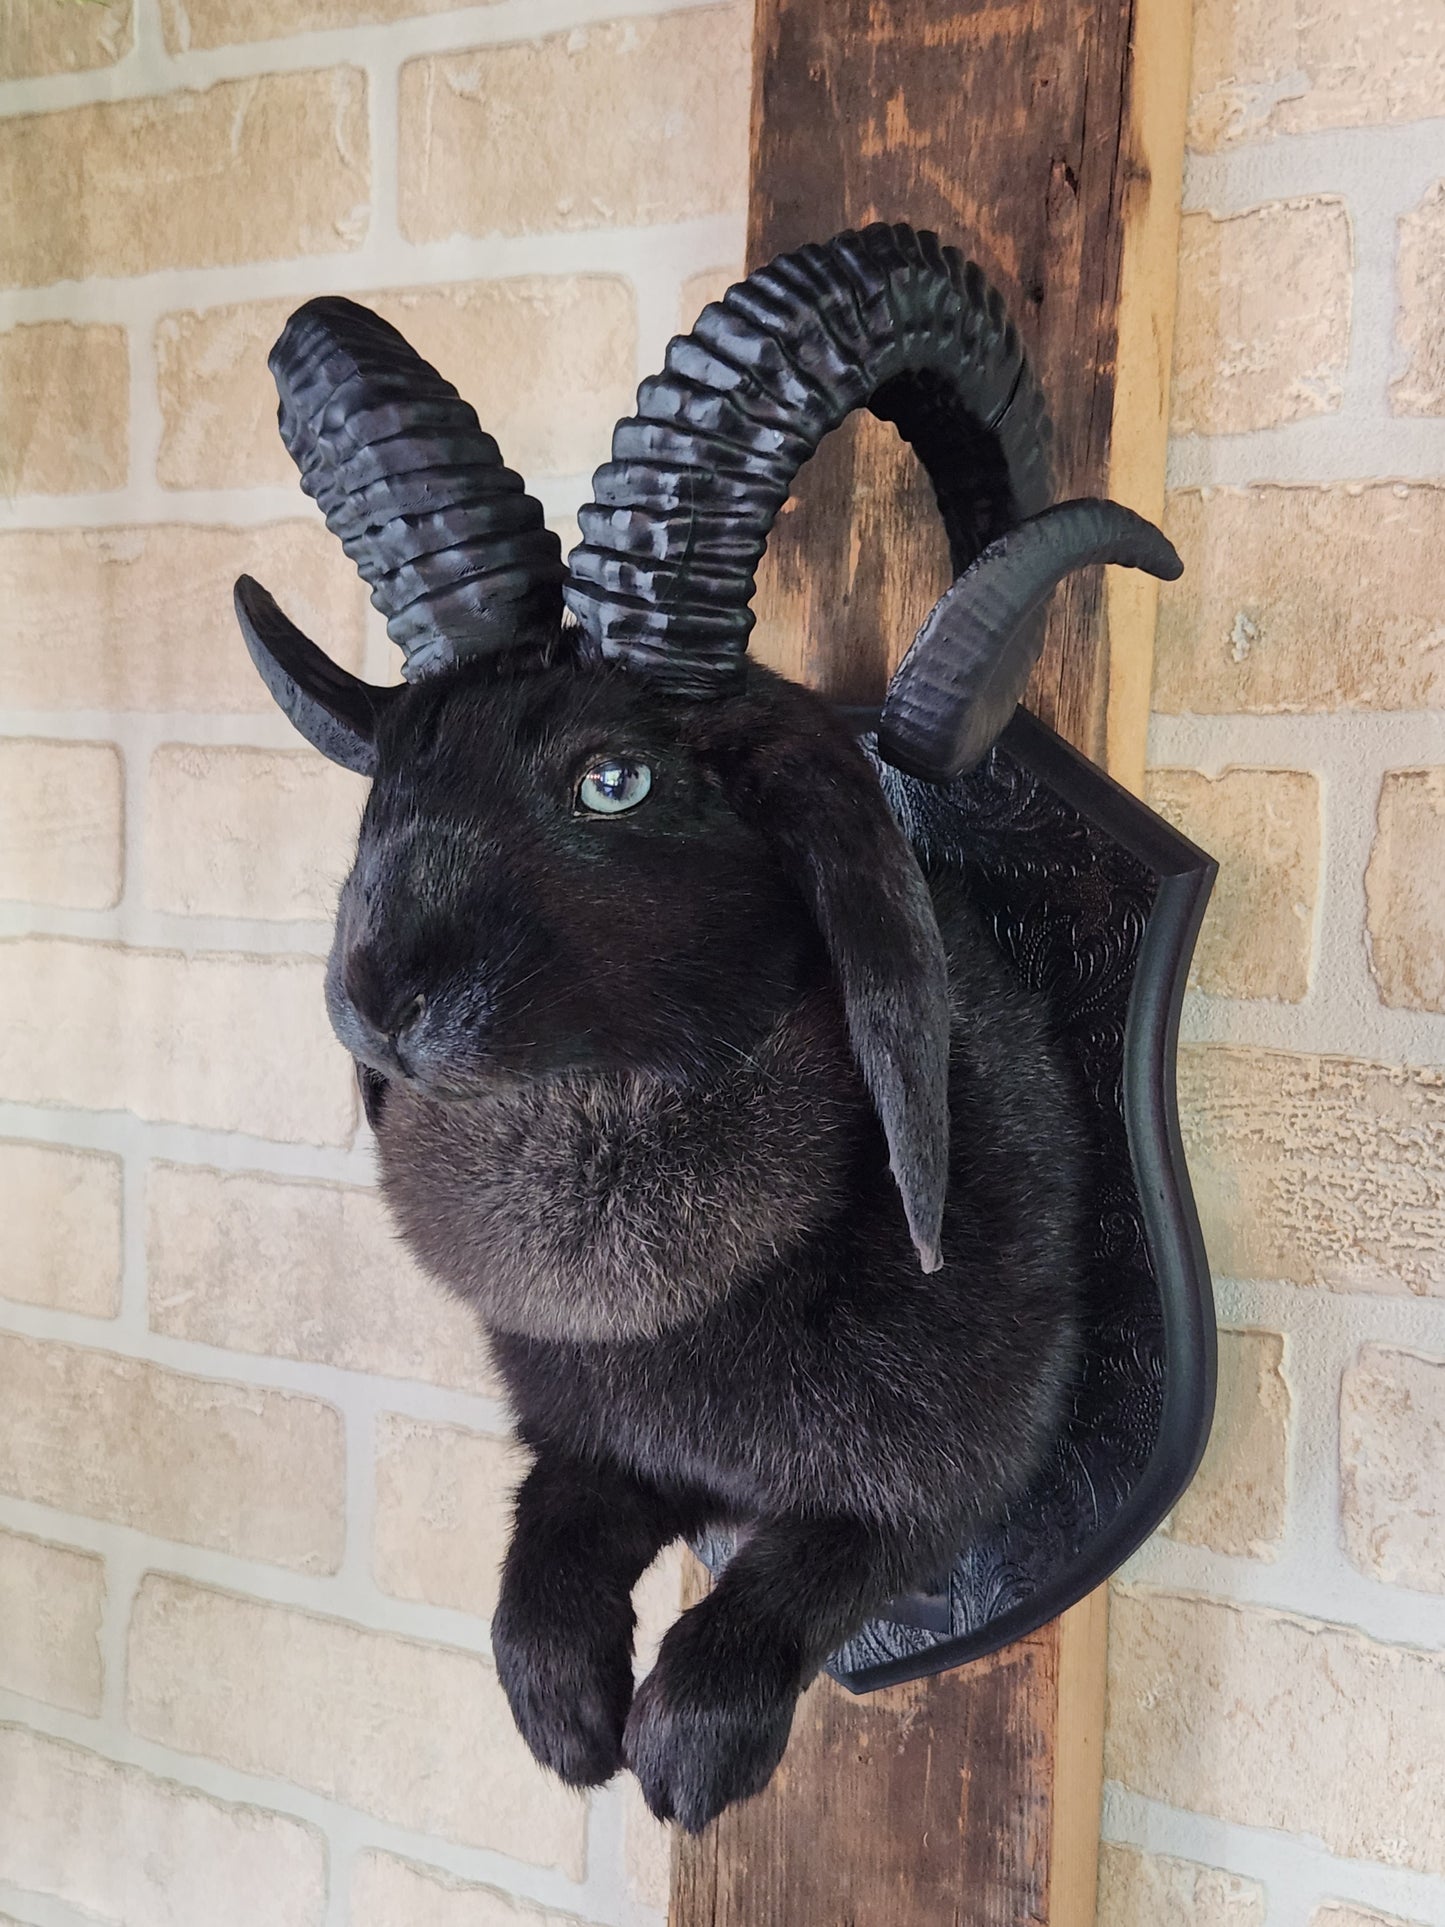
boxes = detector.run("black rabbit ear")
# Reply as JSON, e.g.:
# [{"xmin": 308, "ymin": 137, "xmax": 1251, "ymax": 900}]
[
  {"xmin": 234, "ymin": 575, "xmax": 394, "ymax": 775},
  {"xmin": 732, "ymin": 721, "xmax": 951, "ymax": 1271}
]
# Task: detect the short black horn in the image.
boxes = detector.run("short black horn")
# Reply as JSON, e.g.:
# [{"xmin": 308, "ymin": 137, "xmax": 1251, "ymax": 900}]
[
  {"xmin": 269, "ymin": 297, "xmax": 563, "ymax": 679},
  {"xmin": 878, "ymin": 501, "xmax": 1184, "ymax": 781},
  {"xmin": 564, "ymin": 222, "xmax": 1053, "ymax": 698}
]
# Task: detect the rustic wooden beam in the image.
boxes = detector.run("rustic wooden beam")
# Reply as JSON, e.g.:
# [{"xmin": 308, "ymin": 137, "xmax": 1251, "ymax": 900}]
[
  {"xmin": 671, "ymin": 1, "xmax": 1191, "ymax": 1922},
  {"xmin": 1104, "ymin": 0, "xmax": 1193, "ymax": 795}
]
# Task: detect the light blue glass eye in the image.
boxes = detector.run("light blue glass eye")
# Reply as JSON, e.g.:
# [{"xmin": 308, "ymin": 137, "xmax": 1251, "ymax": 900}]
[{"xmin": 577, "ymin": 760, "xmax": 653, "ymax": 815}]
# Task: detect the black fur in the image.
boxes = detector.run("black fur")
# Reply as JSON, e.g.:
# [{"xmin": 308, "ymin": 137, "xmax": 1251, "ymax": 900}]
[{"xmin": 323, "ymin": 649, "xmax": 1085, "ymax": 1829}]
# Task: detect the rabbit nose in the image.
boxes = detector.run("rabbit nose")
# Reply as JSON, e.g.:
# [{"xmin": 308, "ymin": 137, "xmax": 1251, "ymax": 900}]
[
  {"xmin": 341, "ymin": 953, "xmax": 425, "ymax": 1046},
  {"xmin": 387, "ymin": 994, "xmax": 427, "ymax": 1071},
  {"xmin": 388, "ymin": 992, "xmax": 427, "ymax": 1049}
]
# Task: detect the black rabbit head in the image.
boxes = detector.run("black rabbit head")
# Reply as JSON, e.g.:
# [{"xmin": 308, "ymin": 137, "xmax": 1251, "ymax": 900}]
[{"xmin": 237, "ymin": 223, "xmax": 1180, "ymax": 1271}]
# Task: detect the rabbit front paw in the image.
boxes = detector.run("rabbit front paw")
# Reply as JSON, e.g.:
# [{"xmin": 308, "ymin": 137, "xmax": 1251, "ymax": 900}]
[
  {"xmin": 491, "ymin": 1599, "xmax": 633, "ymax": 1787},
  {"xmin": 624, "ymin": 1631, "xmax": 799, "ymax": 1831}
]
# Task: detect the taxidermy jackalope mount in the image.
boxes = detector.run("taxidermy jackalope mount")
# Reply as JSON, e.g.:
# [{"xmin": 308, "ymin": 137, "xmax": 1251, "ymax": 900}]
[{"xmin": 233, "ymin": 222, "xmax": 1210, "ymax": 1831}]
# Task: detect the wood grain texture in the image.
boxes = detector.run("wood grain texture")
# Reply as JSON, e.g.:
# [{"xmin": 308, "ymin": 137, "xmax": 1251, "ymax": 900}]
[
  {"xmin": 746, "ymin": 0, "xmax": 1138, "ymax": 755},
  {"xmin": 1104, "ymin": 0, "xmax": 1194, "ymax": 793},
  {"xmin": 673, "ymin": 2, "xmax": 1190, "ymax": 1920},
  {"xmin": 672, "ymin": 1589, "xmax": 1105, "ymax": 1927}
]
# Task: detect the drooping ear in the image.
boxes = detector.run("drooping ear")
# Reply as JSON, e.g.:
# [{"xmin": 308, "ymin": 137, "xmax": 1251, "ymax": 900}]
[
  {"xmin": 731, "ymin": 719, "xmax": 951, "ymax": 1272},
  {"xmin": 234, "ymin": 574, "xmax": 395, "ymax": 776}
]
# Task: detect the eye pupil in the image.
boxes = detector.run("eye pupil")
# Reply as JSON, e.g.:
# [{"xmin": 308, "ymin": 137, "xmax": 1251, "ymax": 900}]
[{"xmin": 578, "ymin": 760, "xmax": 652, "ymax": 815}]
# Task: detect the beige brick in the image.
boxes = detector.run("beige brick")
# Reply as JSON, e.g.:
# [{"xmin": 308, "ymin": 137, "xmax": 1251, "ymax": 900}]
[
  {"xmin": 635, "ymin": 1544, "xmax": 686, "ymax": 1668},
  {"xmin": 624, "ymin": 1778, "xmax": 671, "ymax": 1911},
  {"xmin": 0, "ymin": 1140, "xmax": 122, "ymax": 1317},
  {"xmin": 1342, "ymin": 1344, "xmax": 1445, "ymax": 1593},
  {"xmin": 0, "ymin": 71, "xmax": 368, "ymax": 290},
  {"xmin": 0, "ymin": 0, "xmax": 133, "ymax": 81},
  {"xmin": 1095, "ymin": 1844, "xmax": 1265, "ymax": 1927},
  {"xmin": 0, "ymin": 740, "xmax": 124, "ymax": 910},
  {"xmin": 399, "ymin": 9, "xmax": 750, "ymax": 243},
  {"xmin": 0, "ymin": 1724, "xmax": 325, "ymax": 1927},
  {"xmin": 145, "ymin": 744, "xmax": 364, "ymax": 921},
  {"xmin": 679, "ymin": 266, "xmax": 741, "ymax": 332},
  {"xmin": 127, "ymin": 1576, "xmax": 587, "ymax": 1873},
  {"xmin": 0, "ymin": 523, "xmax": 367, "ymax": 713},
  {"xmin": 1105, "ymin": 1588, "xmax": 1445, "ymax": 1875},
  {"xmin": 1146, "ymin": 768, "xmax": 1319, "ymax": 1001},
  {"xmin": 157, "ymin": 277, "xmax": 635, "ymax": 491},
  {"xmin": 0, "ymin": 938, "xmax": 354, "ymax": 1143},
  {"xmin": 1394, "ymin": 180, "xmax": 1445, "ymax": 417},
  {"xmin": 0, "ymin": 323, "xmax": 128, "ymax": 494},
  {"xmin": 1312, "ymin": 1908, "xmax": 1429, "ymax": 1927},
  {"xmin": 1165, "ymin": 1330, "xmax": 1289, "ymax": 1558},
  {"xmin": 147, "ymin": 1162, "xmax": 497, "ymax": 1394},
  {"xmin": 1367, "ymin": 771, "xmax": 1445, "ymax": 1011},
  {"xmin": 1154, "ymin": 485, "xmax": 1445, "ymax": 715},
  {"xmin": 0, "ymin": 1528, "xmax": 104, "ymax": 1713},
  {"xmin": 0, "ymin": 1334, "xmax": 344, "ymax": 1571},
  {"xmin": 374, "ymin": 1417, "xmax": 519, "ymax": 1617},
  {"xmin": 1172, "ymin": 202, "xmax": 1351, "ymax": 435},
  {"xmin": 1189, "ymin": 0, "xmax": 1445, "ymax": 151},
  {"xmin": 161, "ymin": 0, "xmax": 503, "ymax": 51},
  {"xmin": 1179, "ymin": 1047, "xmax": 1445, "ymax": 1296},
  {"xmin": 352, "ymin": 1851, "xmax": 595, "ymax": 1927}
]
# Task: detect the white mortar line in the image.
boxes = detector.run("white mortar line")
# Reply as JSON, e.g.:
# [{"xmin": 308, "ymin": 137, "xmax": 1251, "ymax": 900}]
[
  {"xmin": 95, "ymin": 1535, "xmax": 149, "ymax": 1732},
  {"xmin": 0, "ymin": 1887, "xmax": 97, "ymax": 1927},
  {"xmin": 1102, "ymin": 1786, "xmax": 1445, "ymax": 1927},
  {"xmin": 0, "ymin": 0, "xmax": 740, "ymax": 118},
  {"xmin": 0, "ymin": 707, "xmax": 360, "ymax": 751},
  {"xmin": 1166, "ymin": 416, "xmax": 1445, "ymax": 487},
  {"xmin": 0, "ymin": 1099, "xmax": 376, "ymax": 1181},
  {"xmin": 1183, "ymin": 118, "xmax": 1445, "ymax": 221},
  {"xmin": 0, "ymin": 1295, "xmax": 511, "ymax": 1429},
  {"xmin": 1149, "ymin": 706, "xmax": 1445, "ymax": 769},
  {"xmin": 0, "ymin": 900, "xmax": 341, "ymax": 956},
  {"xmin": 585, "ymin": 1776, "xmax": 669, "ymax": 1927},
  {"xmin": 0, "ymin": 213, "xmax": 747, "ymax": 334},
  {"xmin": 0, "ymin": 1485, "xmax": 503, "ymax": 1660},
  {"xmin": 130, "ymin": 0, "xmax": 173, "ymax": 90}
]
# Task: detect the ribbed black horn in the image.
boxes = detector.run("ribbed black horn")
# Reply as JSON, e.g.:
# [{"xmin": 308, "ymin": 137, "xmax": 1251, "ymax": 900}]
[
  {"xmin": 234, "ymin": 574, "xmax": 393, "ymax": 775},
  {"xmin": 878, "ymin": 502, "xmax": 1183, "ymax": 781},
  {"xmin": 564, "ymin": 222, "xmax": 1053, "ymax": 697},
  {"xmin": 270, "ymin": 298, "xmax": 563, "ymax": 679}
]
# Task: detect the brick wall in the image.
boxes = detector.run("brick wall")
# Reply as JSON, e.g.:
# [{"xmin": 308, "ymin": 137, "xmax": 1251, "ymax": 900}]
[
  {"xmin": 4, "ymin": 2, "xmax": 1444, "ymax": 1924},
  {"xmin": 1105, "ymin": 4, "xmax": 1445, "ymax": 1925},
  {"xmin": 0, "ymin": 1, "xmax": 747, "ymax": 1921}
]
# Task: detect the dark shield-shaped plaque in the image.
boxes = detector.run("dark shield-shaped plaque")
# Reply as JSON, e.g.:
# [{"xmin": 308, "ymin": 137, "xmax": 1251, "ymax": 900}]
[{"xmin": 696, "ymin": 705, "xmax": 1218, "ymax": 1691}]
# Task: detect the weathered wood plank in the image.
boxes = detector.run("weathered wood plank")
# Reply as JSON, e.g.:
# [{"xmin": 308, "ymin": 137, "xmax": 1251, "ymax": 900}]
[
  {"xmin": 673, "ymin": 1, "xmax": 1191, "ymax": 1920},
  {"xmin": 673, "ymin": 1607, "xmax": 1060, "ymax": 1926},
  {"xmin": 1104, "ymin": 0, "xmax": 1193, "ymax": 794},
  {"xmin": 748, "ymin": 0, "xmax": 1136, "ymax": 742}
]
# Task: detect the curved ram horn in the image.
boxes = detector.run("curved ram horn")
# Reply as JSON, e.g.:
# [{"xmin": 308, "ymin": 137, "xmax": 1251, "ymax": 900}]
[
  {"xmin": 261, "ymin": 297, "xmax": 563, "ymax": 680},
  {"xmin": 564, "ymin": 222, "xmax": 1053, "ymax": 698},
  {"xmin": 234, "ymin": 574, "xmax": 395, "ymax": 776},
  {"xmin": 878, "ymin": 501, "xmax": 1184, "ymax": 781}
]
